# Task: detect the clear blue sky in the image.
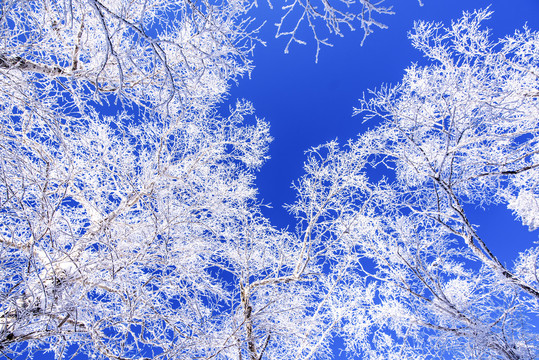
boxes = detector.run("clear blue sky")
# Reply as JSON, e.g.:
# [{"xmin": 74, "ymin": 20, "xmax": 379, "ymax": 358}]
[{"xmin": 228, "ymin": 0, "xmax": 539, "ymax": 266}]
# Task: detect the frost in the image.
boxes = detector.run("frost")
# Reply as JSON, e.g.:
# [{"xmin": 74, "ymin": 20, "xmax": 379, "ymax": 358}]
[{"xmin": 508, "ymin": 190, "xmax": 539, "ymax": 231}]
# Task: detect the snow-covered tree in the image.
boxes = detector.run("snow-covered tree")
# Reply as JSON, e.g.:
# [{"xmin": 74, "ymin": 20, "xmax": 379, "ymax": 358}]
[
  {"xmin": 0, "ymin": 0, "xmax": 393, "ymax": 359},
  {"xmin": 292, "ymin": 9, "xmax": 539, "ymax": 359},
  {"xmin": 5, "ymin": 0, "xmax": 537, "ymax": 359}
]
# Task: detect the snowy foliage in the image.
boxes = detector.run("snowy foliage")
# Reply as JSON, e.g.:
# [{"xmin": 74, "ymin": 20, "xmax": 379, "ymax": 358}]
[
  {"xmin": 0, "ymin": 0, "xmax": 398, "ymax": 359},
  {"xmin": 294, "ymin": 9, "xmax": 539, "ymax": 359},
  {"xmin": 1, "ymin": 1, "xmax": 538, "ymax": 360}
]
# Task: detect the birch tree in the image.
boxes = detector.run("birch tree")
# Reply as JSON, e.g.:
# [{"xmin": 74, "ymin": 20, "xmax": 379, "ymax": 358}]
[
  {"xmin": 0, "ymin": 0, "xmax": 381, "ymax": 359},
  {"xmin": 0, "ymin": 0, "xmax": 257, "ymax": 111},
  {"xmin": 1, "ymin": 0, "xmax": 268, "ymax": 358},
  {"xmin": 292, "ymin": 9, "xmax": 539, "ymax": 359}
]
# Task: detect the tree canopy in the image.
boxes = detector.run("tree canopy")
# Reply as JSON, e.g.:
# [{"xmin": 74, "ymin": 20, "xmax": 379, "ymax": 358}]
[{"xmin": 1, "ymin": 1, "xmax": 538, "ymax": 359}]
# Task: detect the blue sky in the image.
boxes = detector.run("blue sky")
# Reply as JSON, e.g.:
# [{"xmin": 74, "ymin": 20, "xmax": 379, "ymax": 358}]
[{"xmin": 228, "ymin": 0, "xmax": 539, "ymax": 264}]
